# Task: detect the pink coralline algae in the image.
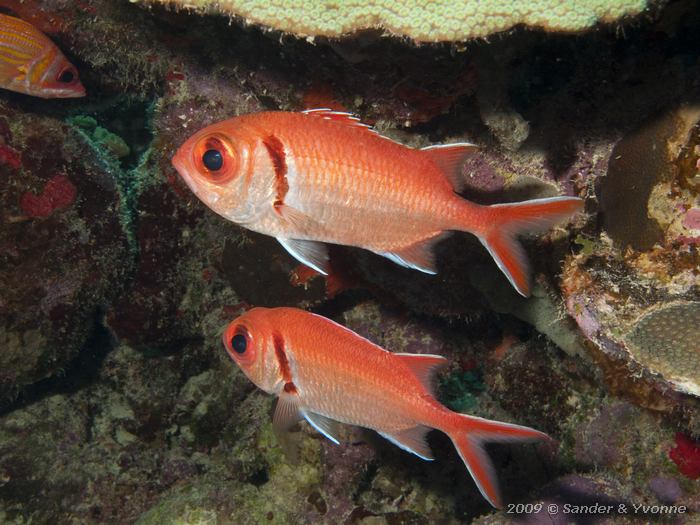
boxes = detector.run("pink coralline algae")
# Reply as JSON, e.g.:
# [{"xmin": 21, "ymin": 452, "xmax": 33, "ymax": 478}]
[
  {"xmin": 669, "ymin": 433, "xmax": 700, "ymax": 480},
  {"xmin": 0, "ymin": 144, "xmax": 21, "ymax": 169},
  {"xmin": 20, "ymin": 175, "xmax": 77, "ymax": 218},
  {"xmin": 682, "ymin": 208, "xmax": 700, "ymax": 230}
]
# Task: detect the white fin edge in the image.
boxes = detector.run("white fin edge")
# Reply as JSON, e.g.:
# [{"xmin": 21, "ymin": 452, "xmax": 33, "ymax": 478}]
[
  {"xmin": 476, "ymin": 235, "xmax": 529, "ymax": 298},
  {"xmin": 378, "ymin": 251, "xmax": 438, "ymax": 274},
  {"xmin": 378, "ymin": 429, "xmax": 435, "ymax": 461},
  {"xmin": 277, "ymin": 238, "xmax": 329, "ymax": 276},
  {"xmin": 302, "ymin": 410, "xmax": 341, "ymax": 445}
]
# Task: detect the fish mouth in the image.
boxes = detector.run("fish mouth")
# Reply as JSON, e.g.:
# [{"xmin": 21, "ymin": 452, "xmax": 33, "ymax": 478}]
[
  {"xmin": 171, "ymin": 150, "xmax": 199, "ymax": 195},
  {"xmin": 50, "ymin": 85, "xmax": 87, "ymax": 98}
]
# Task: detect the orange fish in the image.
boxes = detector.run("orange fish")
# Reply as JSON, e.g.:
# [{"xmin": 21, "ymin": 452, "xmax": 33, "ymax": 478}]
[
  {"xmin": 0, "ymin": 13, "xmax": 85, "ymax": 98},
  {"xmin": 223, "ymin": 306, "xmax": 548, "ymax": 508},
  {"xmin": 172, "ymin": 110, "xmax": 581, "ymax": 296}
]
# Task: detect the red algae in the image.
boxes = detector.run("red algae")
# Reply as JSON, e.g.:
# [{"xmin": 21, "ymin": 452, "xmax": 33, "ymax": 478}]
[
  {"xmin": 301, "ymin": 81, "xmax": 350, "ymax": 113},
  {"xmin": 669, "ymin": 433, "xmax": 700, "ymax": 480},
  {"xmin": 20, "ymin": 175, "xmax": 77, "ymax": 218},
  {"xmin": 0, "ymin": 144, "xmax": 21, "ymax": 169}
]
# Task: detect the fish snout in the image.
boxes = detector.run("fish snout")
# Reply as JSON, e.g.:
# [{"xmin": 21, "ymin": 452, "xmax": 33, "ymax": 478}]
[
  {"xmin": 171, "ymin": 149, "xmax": 199, "ymax": 195},
  {"xmin": 68, "ymin": 83, "xmax": 86, "ymax": 98},
  {"xmin": 60, "ymin": 84, "xmax": 86, "ymax": 98}
]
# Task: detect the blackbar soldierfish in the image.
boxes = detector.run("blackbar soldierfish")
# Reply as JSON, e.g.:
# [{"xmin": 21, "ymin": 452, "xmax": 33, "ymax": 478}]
[
  {"xmin": 223, "ymin": 307, "xmax": 548, "ymax": 508},
  {"xmin": 0, "ymin": 13, "xmax": 85, "ymax": 98},
  {"xmin": 172, "ymin": 110, "xmax": 581, "ymax": 296}
]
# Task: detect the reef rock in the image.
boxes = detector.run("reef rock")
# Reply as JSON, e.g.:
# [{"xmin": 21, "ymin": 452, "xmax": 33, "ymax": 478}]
[
  {"xmin": 564, "ymin": 104, "xmax": 700, "ymax": 401},
  {"xmin": 0, "ymin": 106, "xmax": 130, "ymax": 404}
]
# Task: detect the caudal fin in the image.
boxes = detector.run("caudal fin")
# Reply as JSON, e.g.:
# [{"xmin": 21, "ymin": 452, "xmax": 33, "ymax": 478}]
[
  {"xmin": 473, "ymin": 196, "xmax": 582, "ymax": 297},
  {"xmin": 448, "ymin": 414, "xmax": 549, "ymax": 508}
]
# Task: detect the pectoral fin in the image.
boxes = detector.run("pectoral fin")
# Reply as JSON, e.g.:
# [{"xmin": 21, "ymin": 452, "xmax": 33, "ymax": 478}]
[
  {"xmin": 273, "ymin": 393, "xmax": 302, "ymax": 433},
  {"xmin": 278, "ymin": 238, "xmax": 330, "ymax": 275},
  {"xmin": 301, "ymin": 410, "xmax": 341, "ymax": 445},
  {"xmin": 379, "ymin": 425, "xmax": 434, "ymax": 461},
  {"xmin": 272, "ymin": 394, "xmax": 303, "ymax": 464}
]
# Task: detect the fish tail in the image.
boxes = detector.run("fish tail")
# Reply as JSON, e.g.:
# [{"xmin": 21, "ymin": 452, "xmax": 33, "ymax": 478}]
[
  {"xmin": 447, "ymin": 413, "xmax": 549, "ymax": 508},
  {"xmin": 465, "ymin": 196, "xmax": 582, "ymax": 297}
]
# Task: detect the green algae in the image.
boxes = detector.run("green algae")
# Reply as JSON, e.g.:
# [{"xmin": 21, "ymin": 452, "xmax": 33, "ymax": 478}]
[
  {"xmin": 137, "ymin": 417, "xmax": 322, "ymax": 525},
  {"xmin": 93, "ymin": 126, "xmax": 131, "ymax": 159},
  {"xmin": 68, "ymin": 115, "xmax": 130, "ymax": 159},
  {"xmin": 573, "ymin": 234, "xmax": 598, "ymax": 256},
  {"xmin": 438, "ymin": 369, "xmax": 486, "ymax": 413}
]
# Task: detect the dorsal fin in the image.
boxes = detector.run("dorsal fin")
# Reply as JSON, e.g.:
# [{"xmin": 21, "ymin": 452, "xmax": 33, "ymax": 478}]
[
  {"xmin": 421, "ymin": 143, "xmax": 478, "ymax": 192},
  {"xmin": 394, "ymin": 353, "xmax": 448, "ymax": 396},
  {"xmin": 302, "ymin": 108, "xmax": 378, "ymax": 134}
]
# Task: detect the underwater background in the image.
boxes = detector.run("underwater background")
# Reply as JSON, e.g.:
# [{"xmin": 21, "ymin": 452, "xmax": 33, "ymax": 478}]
[{"xmin": 1, "ymin": 0, "xmax": 700, "ymax": 523}]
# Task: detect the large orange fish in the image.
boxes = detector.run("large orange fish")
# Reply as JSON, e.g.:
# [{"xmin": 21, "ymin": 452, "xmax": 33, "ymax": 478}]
[
  {"xmin": 223, "ymin": 307, "xmax": 548, "ymax": 508},
  {"xmin": 0, "ymin": 13, "xmax": 85, "ymax": 98},
  {"xmin": 172, "ymin": 110, "xmax": 581, "ymax": 296}
]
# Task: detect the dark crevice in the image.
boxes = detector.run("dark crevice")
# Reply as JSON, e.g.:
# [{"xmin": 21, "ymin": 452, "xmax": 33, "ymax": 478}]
[{"xmin": 0, "ymin": 314, "xmax": 115, "ymax": 417}]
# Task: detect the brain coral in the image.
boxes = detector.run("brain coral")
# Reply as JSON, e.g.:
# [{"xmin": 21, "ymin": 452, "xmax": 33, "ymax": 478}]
[
  {"xmin": 139, "ymin": 0, "xmax": 649, "ymax": 42},
  {"xmin": 624, "ymin": 302, "xmax": 700, "ymax": 397}
]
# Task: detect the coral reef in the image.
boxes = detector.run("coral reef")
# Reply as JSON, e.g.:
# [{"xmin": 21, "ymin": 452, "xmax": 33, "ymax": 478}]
[
  {"xmin": 2, "ymin": 0, "xmax": 700, "ymax": 523},
  {"xmin": 137, "ymin": 0, "xmax": 650, "ymax": 42},
  {"xmin": 563, "ymin": 103, "xmax": 700, "ymax": 401}
]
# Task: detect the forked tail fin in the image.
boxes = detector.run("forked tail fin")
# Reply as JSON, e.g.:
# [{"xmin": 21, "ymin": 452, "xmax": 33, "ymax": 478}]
[
  {"xmin": 473, "ymin": 196, "xmax": 582, "ymax": 297},
  {"xmin": 448, "ymin": 414, "xmax": 549, "ymax": 508}
]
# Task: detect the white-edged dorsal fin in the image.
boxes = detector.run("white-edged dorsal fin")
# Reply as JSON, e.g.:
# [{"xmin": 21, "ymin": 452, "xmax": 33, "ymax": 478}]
[
  {"xmin": 379, "ymin": 425, "xmax": 434, "ymax": 461},
  {"xmin": 394, "ymin": 352, "xmax": 448, "ymax": 396},
  {"xmin": 302, "ymin": 108, "xmax": 378, "ymax": 134},
  {"xmin": 421, "ymin": 143, "xmax": 477, "ymax": 192},
  {"xmin": 277, "ymin": 238, "xmax": 330, "ymax": 275},
  {"xmin": 302, "ymin": 410, "xmax": 342, "ymax": 445}
]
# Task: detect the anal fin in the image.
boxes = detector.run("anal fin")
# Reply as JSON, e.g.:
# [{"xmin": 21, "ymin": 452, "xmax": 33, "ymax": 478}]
[
  {"xmin": 301, "ymin": 410, "xmax": 342, "ymax": 445},
  {"xmin": 379, "ymin": 425, "xmax": 434, "ymax": 461},
  {"xmin": 378, "ymin": 232, "xmax": 449, "ymax": 274},
  {"xmin": 278, "ymin": 238, "xmax": 329, "ymax": 275}
]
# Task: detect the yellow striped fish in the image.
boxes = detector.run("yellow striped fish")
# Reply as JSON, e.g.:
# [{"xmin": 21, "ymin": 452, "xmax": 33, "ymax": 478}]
[{"xmin": 0, "ymin": 13, "xmax": 84, "ymax": 98}]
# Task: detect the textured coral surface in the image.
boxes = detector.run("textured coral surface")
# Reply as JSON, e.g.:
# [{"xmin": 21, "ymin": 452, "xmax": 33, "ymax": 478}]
[
  {"xmin": 1, "ymin": 0, "xmax": 700, "ymax": 524},
  {"xmin": 139, "ymin": 0, "xmax": 650, "ymax": 42}
]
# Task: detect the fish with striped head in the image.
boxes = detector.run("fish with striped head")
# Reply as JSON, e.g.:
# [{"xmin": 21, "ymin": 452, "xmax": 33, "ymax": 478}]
[
  {"xmin": 223, "ymin": 307, "xmax": 549, "ymax": 508},
  {"xmin": 0, "ymin": 13, "xmax": 85, "ymax": 98},
  {"xmin": 172, "ymin": 110, "xmax": 582, "ymax": 297}
]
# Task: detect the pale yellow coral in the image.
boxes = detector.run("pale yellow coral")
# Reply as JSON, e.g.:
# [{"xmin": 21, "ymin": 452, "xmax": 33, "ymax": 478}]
[
  {"xmin": 137, "ymin": 0, "xmax": 649, "ymax": 42},
  {"xmin": 624, "ymin": 302, "xmax": 700, "ymax": 397}
]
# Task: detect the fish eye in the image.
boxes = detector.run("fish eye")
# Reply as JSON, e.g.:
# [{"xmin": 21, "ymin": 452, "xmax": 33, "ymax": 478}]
[
  {"xmin": 194, "ymin": 135, "xmax": 239, "ymax": 184},
  {"xmin": 57, "ymin": 68, "xmax": 75, "ymax": 83},
  {"xmin": 202, "ymin": 149, "xmax": 223, "ymax": 171},
  {"xmin": 231, "ymin": 333, "xmax": 247, "ymax": 354}
]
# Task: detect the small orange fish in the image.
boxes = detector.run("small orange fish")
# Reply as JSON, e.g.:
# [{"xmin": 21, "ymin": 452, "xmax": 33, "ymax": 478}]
[
  {"xmin": 223, "ymin": 307, "xmax": 548, "ymax": 508},
  {"xmin": 0, "ymin": 13, "xmax": 85, "ymax": 98},
  {"xmin": 172, "ymin": 110, "xmax": 581, "ymax": 296}
]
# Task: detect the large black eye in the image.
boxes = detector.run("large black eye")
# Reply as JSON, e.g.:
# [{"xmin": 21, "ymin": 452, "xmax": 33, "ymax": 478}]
[
  {"xmin": 231, "ymin": 333, "xmax": 247, "ymax": 354},
  {"xmin": 202, "ymin": 149, "xmax": 223, "ymax": 171},
  {"xmin": 58, "ymin": 69, "xmax": 74, "ymax": 83}
]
